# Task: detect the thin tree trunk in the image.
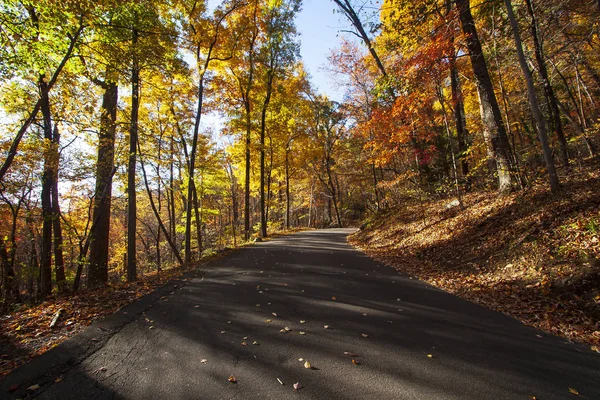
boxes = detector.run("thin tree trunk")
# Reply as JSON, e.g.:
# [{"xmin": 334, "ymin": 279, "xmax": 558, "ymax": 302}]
[
  {"xmin": 51, "ymin": 127, "xmax": 66, "ymax": 292},
  {"xmin": 259, "ymin": 71, "xmax": 274, "ymax": 238},
  {"xmin": 39, "ymin": 77, "xmax": 53, "ymax": 299},
  {"xmin": 504, "ymin": 0, "xmax": 559, "ymax": 192},
  {"xmin": 127, "ymin": 28, "xmax": 140, "ymax": 282},
  {"xmin": 524, "ymin": 0, "xmax": 569, "ymax": 167},
  {"xmin": 285, "ymin": 149, "xmax": 291, "ymax": 229}
]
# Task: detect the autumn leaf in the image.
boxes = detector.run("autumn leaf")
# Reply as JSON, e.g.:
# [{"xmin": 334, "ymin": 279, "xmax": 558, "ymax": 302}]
[
  {"xmin": 351, "ymin": 359, "xmax": 359, "ymax": 366},
  {"xmin": 228, "ymin": 375, "xmax": 237, "ymax": 383},
  {"xmin": 293, "ymin": 382, "xmax": 302, "ymax": 391},
  {"xmin": 361, "ymin": 333, "xmax": 369, "ymax": 338},
  {"xmin": 568, "ymin": 387, "xmax": 580, "ymax": 396},
  {"xmin": 304, "ymin": 360, "xmax": 311, "ymax": 369},
  {"xmin": 344, "ymin": 352, "xmax": 360, "ymax": 357},
  {"xmin": 27, "ymin": 384, "xmax": 40, "ymax": 391}
]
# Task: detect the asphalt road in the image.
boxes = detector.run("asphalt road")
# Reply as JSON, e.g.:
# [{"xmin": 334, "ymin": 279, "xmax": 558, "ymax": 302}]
[{"xmin": 2, "ymin": 228, "xmax": 599, "ymax": 399}]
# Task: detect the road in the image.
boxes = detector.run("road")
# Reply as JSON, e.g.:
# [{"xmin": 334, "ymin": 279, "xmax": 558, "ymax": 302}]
[{"xmin": 2, "ymin": 228, "xmax": 599, "ymax": 399}]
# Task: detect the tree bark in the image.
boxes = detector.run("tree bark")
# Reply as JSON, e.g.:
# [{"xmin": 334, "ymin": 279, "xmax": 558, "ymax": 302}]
[
  {"xmin": 504, "ymin": 0, "xmax": 559, "ymax": 192},
  {"xmin": 51, "ymin": 126, "xmax": 66, "ymax": 292},
  {"xmin": 88, "ymin": 81, "xmax": 118, "ymax": 287},
  {"xmin": 455, "ymin": 0, "xmax": 514, "ymax": 193},
  {"xmin": 39, "ymin": 77, "xmax": 53, "ymax": 299},
  {"xmin": 524, "ymin": 0, "xmax": 569, "ymax": 168},
  {"xmin": 127, "ymin": 28, "xmax": 140, "ymax": 283}
]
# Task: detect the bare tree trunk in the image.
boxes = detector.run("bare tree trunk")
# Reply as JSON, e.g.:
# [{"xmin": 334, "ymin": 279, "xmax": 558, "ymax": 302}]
[
  {"xmin": 88, "ymin": 81, "xmax": 118, "ymax": 287},
  {"xmin": 51, "ymin": 127, "xmax": 66, "ymax": 292},
  {"xmin": 127, "ymin": 28, "xmax": 140, "ymax": 282},
  {"xmin": 285, "ymin": 149, "xmax": 291, "ymax": 229},
  {"xmin": 39, "ymin": 77, "xmax": 54, "ymax": 299},
  {"xmin": 504, "ymin": 0, "xmax": 559, "ymax": 192},
  {"xmin": 455, "ymin": 0, "xmax": 514, "ymax": 193},
  {"xmin": 524, "ymin": 0, "xmax": 569, "ymax": 167}
]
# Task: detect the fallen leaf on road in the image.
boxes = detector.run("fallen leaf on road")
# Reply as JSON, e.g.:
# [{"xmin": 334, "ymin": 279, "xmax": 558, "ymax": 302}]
[
  {"xmin": 243, "ymin": 336, "xmax": 248, "ymax": 340},
  {"xmin": 361, "ymin": 333, "xmax": 369, "ymax": 338},
  {"xmin": 344, "ymin": 352, "xmax": 359, "ymax": 357},
  {"xmin": 304, "ymin": 360, "xmax": 311, "ymax": 369},
  {"xmin": 252, "ymin": 341, "xmax": 259, "ymax": 345},
  {"xmin": 299, "ymin": 331, "xmax": 306, "ymax": 335},
  {"xmin": 272, "ymin": 312, "xmax": 278, "ymax": 317},
  {"xmin": 55, "ymin": 376, "xmax": 64, "ymax": 383},
  {"xmin": 277, "ymin": 378, "xmax": 284, "ymax": 385},
  {"xmin": 300, "ymin": 320, "xmax": 306, "ymax": 324},
  {"xmin": 220, "ymin": 331, "xmax": 226, "ymax": 334},
  {"xmin": 241, "ymin": 341, "xmax": 247, "ymax": 346},
  {"xmin": 265, "ymin": 319, "xmax": 272, "ymax": 323},
  {"xmin": 149, "ymin": 326, "xmax": 155, "ymax": 330},
  {"xmin": 201, "ymin": 359, "xmax": 207, "ymax": 363},
  {"xmin": 28, "ymin": 384, "xmax": 40, "ymax": 391},
  {"xmin": 194, "ymin": 305, "xmax": 200, "ymax": 308},
  {"xmin": 352, "ymin": 359, "xmax": 359, "ymax": 366},
  {"xmin": 293, "ymin": 382, "xmax": 302, "ymax": 391},
  {"xmin": 427, "ymin": 354, "xmax": 433, "ymax": 358},
  {"xmin": 332, "ymin": 296, "xmax": 337, "ymax": 301},
  {"xmin": 568, "ymin": 387, "xmax": 580, "ymax": 395},
  {"xmin": 324, "ymin": 325, "xmax": 330, "ymax": 329},
  {"xmin": 228, "ymin": 375, "xmax": 237, "ymax": 383}
]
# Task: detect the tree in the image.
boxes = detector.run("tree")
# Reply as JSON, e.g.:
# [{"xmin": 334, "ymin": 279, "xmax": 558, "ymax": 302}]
[
  {"xmin": 455, "ymin": 0, "xmax": 515, "ymax": 193},
  {"xmin": 503, "ymin": 0, "xmax": 559, "ymax": 192}
]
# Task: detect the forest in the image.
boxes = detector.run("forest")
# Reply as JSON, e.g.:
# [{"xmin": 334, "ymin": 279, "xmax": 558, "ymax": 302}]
[{"xmin": 0, "ymin": 0, "xmax": 599, "ymax": 374}]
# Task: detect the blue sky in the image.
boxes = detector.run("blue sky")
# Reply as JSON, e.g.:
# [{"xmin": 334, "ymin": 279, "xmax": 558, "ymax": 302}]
[{"xmin": 295, "ymin": 0, "xmax": 349, "ymax": 101}]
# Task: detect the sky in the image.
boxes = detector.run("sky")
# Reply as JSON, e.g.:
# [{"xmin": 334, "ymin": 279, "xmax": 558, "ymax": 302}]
[{"xmin": 295, "ymin": 0, "xmax": 350, "ymax": 101}]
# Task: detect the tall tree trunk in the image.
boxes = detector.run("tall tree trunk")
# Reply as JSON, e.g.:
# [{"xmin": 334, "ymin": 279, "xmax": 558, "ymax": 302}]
[
  {"xmin": 504, "ymin": 0, "xmax": 559, "ymax": 192},
  {"xmin": 524, "ymin": 0, "xmax": 569, "ymax": 167},
  {"xmin": 446, "ymin": 0, "xmax": 470, "ymax": 179},
  {"xmin": 259, "ymin": 72, "xmax": 274, "ymax": 238},
  {"xmin": 185, "ymin": 66, "xmax": 205, "ymax": 263},
  {"xmin": 127, "ymin": 28, "xmax": 140, "ymax": 283},
  {"xmin": 455, "ymin": 0, "xmax": 514, "ymax": 193},
  {"xmin": 285, "ymin": 149, "xmax": 291, "ymax": 229},
  {"xmin": 244, "ymin": 7, "xmax": 259, "ymax": 241},
  {"xmin": 51, "ymin": 127, "xmax": 66, "ymax": 292},
  {"xmin": 88, "ymin": 82, "xmax": 118, "ymax": 287},
  {"xmin": 193, "ymin": 182, "xmax": 203, "ymax": 258},
  {"xmin": 39, "ymin": 77, "xmax": 53, "ymax": 299},
  {"xmin": 450, "ymin": 53, "xmax": 470, "ymax": 178}
]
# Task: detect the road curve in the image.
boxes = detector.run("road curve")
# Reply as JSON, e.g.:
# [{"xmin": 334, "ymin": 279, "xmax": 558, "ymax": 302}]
[{"xmin": 2, "ymin": 228, "xmax": 599, "ymax": 399}]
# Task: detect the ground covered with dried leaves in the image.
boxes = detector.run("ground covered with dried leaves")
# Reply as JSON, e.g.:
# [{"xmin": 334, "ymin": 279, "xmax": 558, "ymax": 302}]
[{"xmin": 350, "ymin": 164, "xmax": 600, "ymax": 350}]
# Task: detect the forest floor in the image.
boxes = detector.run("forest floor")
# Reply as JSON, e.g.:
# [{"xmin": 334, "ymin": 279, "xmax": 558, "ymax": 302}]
[{"xmin": 350, "ymin": 160, "xmax": 600, "ymax": 351}]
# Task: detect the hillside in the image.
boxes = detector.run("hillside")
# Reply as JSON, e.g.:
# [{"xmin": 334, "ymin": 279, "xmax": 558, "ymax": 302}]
[{"xmin": 350, "ymin": 162, "xmax": 600, "ymax": 348}]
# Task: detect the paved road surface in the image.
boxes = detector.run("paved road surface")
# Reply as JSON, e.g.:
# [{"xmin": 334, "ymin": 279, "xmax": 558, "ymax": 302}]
[{"xmin": 2, "ymin": 229, "xmax": 599, "ymax": 399}]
